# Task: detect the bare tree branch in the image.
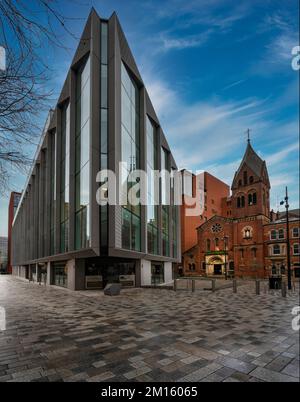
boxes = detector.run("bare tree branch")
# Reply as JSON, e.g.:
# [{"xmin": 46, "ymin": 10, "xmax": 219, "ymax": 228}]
[{"xmin": 0, "ymin": 0, "xmax": 82, "ymax": 194}]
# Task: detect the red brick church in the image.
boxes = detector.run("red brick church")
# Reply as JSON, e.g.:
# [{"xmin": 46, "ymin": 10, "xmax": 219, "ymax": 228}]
[{"xmin": 182, "ymin": 139, "xmax": 300, "ymax": 279}]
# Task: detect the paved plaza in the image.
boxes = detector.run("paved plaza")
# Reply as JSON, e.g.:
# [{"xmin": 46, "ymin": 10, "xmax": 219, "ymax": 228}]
[{"xmin": 0, "ymin": 276, "xmax": 299, "ymax": 382}]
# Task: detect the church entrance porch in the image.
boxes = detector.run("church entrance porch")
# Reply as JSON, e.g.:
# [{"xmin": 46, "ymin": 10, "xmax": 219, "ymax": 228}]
[{"xmin": 205, "ymin": 255, "xmax": 227, "ymax": 276}]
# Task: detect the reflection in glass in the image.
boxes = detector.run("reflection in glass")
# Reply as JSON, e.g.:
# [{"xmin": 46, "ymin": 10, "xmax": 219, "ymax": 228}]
[
  {"xmin": 60, "ymin": 102, "xmax": 70, "ymax": 253},
  {"xmin": 100, "ymin": 22, "xmax": 108, "ymax": 249},
  {"xmin": 146, "ymin": 116, "xmax": 159, "ymax": 254},
  {"xmin": 121, "ymin": 62, "xmax": 140, "ymax": 251},
  {"xmin": 161, "ymin": 147, "xmax": 170, "ymax": 256},
  {"xmin": 75, "ymin": 57, "xmax": 90, "ymax": 249}
]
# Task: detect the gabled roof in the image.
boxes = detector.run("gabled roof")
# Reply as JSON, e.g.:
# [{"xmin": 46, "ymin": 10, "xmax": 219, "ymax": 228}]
[
  {"xmin": 232, "ymin": 141, "xmax": 270, "ymax": 189},
  {"xmin": 196, "ymin": 215, "xmax": 233, "ymax": 231}
]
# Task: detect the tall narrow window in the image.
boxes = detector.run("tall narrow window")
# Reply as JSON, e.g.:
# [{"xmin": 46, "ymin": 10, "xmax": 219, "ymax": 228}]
[
  {"xmin": 207, "ymin": 239, "xmax": 211, "ymax": 251},
  {"xmin": 100, "ymin": 22, "xmax": 108, "ymax": 249},
  {"xmin": 243, "ymin": 171, "xmax": 247, "ymax": 185},
  {"xmin": 171, "ymin": 169, "xmax": 177, "ymax": 258},
  {"xmin": 273, "ymin": 244, "xmax": 281, "ymax": 255},
  {"xmin": 241, "ymin": 196, "xmax": 245, "ymax": 207},
  {"xmin": 60, "ymin": 103, "xmax": 70, "ymax": 253},
  {"xmin": 161, "ymin": 147, "xmax": 170, "ymax": 257},
  {"xmin": 248, "ymin": 193, "xmax": 252, "ymax": 205},
  {"xmin": 121, "ymin": 62, "xmax": 141, "ymax": 251},
  {"xmin": 75, "ymin": 57, "xmax": 91, "ymax": 250},
  {"xmin": 50, "ymin": 131, "xmax": 56, "ymax": 255},
  {"xmin": 292, "ymin": 227, "xmax": 299, "ymax": 238},
  {"xmin": 270, "ymin": 230, "xmax": 277, "ymax": 240},
  {"xmin": 253, "ymin": 192, "xmax": 257, "ymax": 205},
  {"xmin": 146, "ymin": 116, "xmax": 158, "ymax": 254},
  {"xmin": 237, "ymin": 197, "xmax": 241, "ymax": 208}
]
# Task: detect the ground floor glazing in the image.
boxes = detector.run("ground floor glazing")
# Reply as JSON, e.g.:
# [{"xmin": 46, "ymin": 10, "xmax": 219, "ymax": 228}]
[{"xmin": 12, "ymin": 257, "xmax": 174, "ymax": 290}]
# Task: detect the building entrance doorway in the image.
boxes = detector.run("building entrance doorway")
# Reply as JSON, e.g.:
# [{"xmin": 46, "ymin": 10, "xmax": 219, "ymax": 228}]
[
  {"xmin": 85, "ymin": 258, "xmax": 136, "ymax": 289},
  {"xmin": 205, "ymin": 256, "xmax": 225, "ymax": 276},
  {"xmin": 214, "ymin": 264, "xmax": 222, "ymax": 275},
  {"xmin": 151, "ymin": 263, "xmax": 164, "ymax": 285}
]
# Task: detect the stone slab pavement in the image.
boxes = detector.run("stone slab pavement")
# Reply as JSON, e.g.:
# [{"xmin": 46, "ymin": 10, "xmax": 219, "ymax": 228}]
[{"xmin": 0, "ymin": 276, "xmax": 299, "ymax": 382}]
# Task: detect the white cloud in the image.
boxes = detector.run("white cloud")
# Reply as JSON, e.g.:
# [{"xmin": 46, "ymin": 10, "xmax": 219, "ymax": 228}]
[
  {"xmin": 266, "ymin": 142, "xmax": 299, "ymax": 166},
  {"xmin": 251, "ymin": 10, "xmax": 299, "ymax": 75},
  {"xmin": 142, "ymin": 69, "xmax": 298, "ymax": 202},
  {"xmin": 158, "ymin": 30, "xmax": 213, "ymax": 52}
]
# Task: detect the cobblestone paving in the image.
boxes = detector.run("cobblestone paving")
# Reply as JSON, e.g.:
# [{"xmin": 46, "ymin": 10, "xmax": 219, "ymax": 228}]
[{"xmin": 0, "ymin": 276, "xmax": 299, "ymax": 382}]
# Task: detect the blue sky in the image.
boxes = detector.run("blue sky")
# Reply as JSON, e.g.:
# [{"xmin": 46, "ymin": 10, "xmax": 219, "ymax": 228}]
[{"xmin": 0, "ymin": 0, "xmax": 299, "ymax": 236}]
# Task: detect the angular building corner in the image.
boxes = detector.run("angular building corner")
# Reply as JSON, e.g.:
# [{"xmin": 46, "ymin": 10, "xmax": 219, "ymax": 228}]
[{"xmin": 11, "ymin": 9, "xmax": 181, "ymax": 290}]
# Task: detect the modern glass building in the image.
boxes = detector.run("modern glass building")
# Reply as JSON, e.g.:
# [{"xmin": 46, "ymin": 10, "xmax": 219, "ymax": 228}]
[{"xmin": 11, "ymin": 9, "xmax": 181, "ymax": 290}]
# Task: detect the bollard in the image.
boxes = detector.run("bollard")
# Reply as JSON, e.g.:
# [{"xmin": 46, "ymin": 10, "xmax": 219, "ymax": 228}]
[
  {"xmin": 233, "ymin": 279, "xmax": 237, "ymax": 293},
  {"xmin": 192, "ymin": 280, "xmax": 195, "ymax": 292},
  {"xmin": 281, "ymin": 281, "xmax": 287, "ymax": 298},
  {"xmin": 256, "ymin": 280, "xmax": 260, "ymax": 295},
  {"xmin": 212, "ymin": 279, "xmax": 216, "ymax": 292},
  {"xmin": 174, "ymin": 278, "xmax": 177, "ymax": 291}
]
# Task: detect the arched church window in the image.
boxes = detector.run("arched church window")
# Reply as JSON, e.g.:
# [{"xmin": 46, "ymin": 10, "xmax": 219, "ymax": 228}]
[
  {"xmin": 249, "ymin": 176, "xmax": 254, "ymax": 184},
  {"xmin": 241, "ymin": 196, "xmax": 245, "ymax": 207},
  {"xmin": 237, "ymin": 197, "xmax": 241, "ymax": 208},
  {"xmin": 244, "ymin": 228, "xmax": 252, "ymax": 239},
  {"xmin": 248, "ymin": 193, "xmax": 253, "ymax": 205},
  {"xmin": 243, "ymin": 171, "xmax": 248, "ymax": 185},
  {"xmin": 253, "ymin": 193, "xmax": 257, "ymax": 204}
]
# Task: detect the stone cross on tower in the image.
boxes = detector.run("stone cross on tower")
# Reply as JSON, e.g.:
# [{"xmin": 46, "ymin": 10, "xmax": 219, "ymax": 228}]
[{"xmin": 246, "ymin": 128, "xmax": 251, "ymax": 143}]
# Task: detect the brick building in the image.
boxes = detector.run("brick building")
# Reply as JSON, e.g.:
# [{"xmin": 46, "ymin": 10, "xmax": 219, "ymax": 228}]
[
  {"xmin": 264, "ymin": 211, "xmax": 300, "ymax": 278},
  {"xmin": 182, "ymin": 139, "xmax": 300, "ymax": 279},
  {"xmin": 180, "ymin": 170, "xmax": 229, "ymax": 254}
]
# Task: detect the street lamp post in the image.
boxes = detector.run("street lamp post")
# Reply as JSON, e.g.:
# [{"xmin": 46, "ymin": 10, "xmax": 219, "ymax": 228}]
[{"xmin": 280, "ymin": 186, "xmax": 292, "ymax": 290}]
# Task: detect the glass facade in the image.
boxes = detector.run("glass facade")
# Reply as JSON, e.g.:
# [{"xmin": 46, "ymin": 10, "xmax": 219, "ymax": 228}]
[
  {"xmin": 161, "ymin": 147, "xmax": 170, "ymax": 256},
  {"xmin": 121, "ymin": 62, "xmax": 141, "ymax": 251},
  {"xmin": 75, "ymin": 57, "xmax": 91, "ymax": 250},
  {"xmin": 53, "ymin": 262, "xmax": 68, "ymax": 287},
  {"xmin": 60, "ymin": 103, "xmax": 70, "ymax": 253},
  {"xmin": 171, "ymin": 169, "xmax": 177, "ymax": 258},
  {"xmin": 146, "ymin": 116, "xmax": 159, "ymax": 254},
  {"xmin": 151, "ymin": 262, "xmax": 164, "ymax": 285},
  {"xmin": 100, "ymin": 22, "xmax": 108, "ymax": 249},
  {"xmin": 50, "ymin": 131, "xmax": 56, "ymax": 255},
  {"xmin": 85, "ymin": 258, "xmax": 136, "ymax": 288}
]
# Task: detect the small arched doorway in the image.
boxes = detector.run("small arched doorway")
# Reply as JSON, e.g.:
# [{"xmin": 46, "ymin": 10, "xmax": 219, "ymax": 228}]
[{"xmin": 206, "ymin": 256, "xmax": 224, "ymax": 276}]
